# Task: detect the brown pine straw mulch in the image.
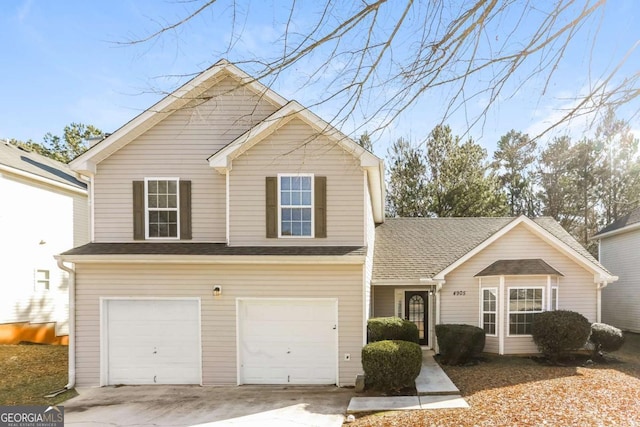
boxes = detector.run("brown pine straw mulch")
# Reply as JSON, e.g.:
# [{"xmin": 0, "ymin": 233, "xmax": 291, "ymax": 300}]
[{"xmin": 349, "ymin": 333, "xmax": 640, "ymax": 426}]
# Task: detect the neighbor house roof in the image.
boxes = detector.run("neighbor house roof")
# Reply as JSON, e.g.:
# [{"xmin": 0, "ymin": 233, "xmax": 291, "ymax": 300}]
[
  {"xmin": 372, "ymin": 216, "xmax": 608, "ymax": 282},
  {"xmin": 592, "ymin": 207, "xmax": 640, "ymax": 239},
  {"xmin": 58, "ymin": 242, "xmax": 366, "ymax": 264},
  {"xmin": 0, "ymin": 141, "xmax": 86, "ymax": 193},
  {"xmin": 475, "ymin": 259, "xmax": 564, "ymax": 277}
]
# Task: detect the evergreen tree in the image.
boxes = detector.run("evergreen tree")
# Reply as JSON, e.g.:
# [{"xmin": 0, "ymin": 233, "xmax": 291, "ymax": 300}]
[{"xmin": 385, "ymin": 137, "xmax": 427, "ymax": 217}]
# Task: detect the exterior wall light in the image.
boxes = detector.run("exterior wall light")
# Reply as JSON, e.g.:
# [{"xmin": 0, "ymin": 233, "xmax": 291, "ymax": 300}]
[{"xmin": 213, "ymin": 285, "xmax": 222, "ymax": 296}]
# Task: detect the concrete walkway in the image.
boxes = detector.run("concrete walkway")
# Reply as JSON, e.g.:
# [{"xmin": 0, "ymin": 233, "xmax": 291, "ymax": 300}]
[{"xmin": 347, "ymin": 350, "xmax": 469, "ymax": 413}]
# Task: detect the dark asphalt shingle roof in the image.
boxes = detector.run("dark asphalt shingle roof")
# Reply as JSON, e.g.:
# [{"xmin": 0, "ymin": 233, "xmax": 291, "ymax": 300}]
[
  {"xmin": 373, "ymin": 217, "xmax": 604, "ymax": 282},
  {"xmin": 0, "ymin": 142, "xmax": 86, "ymax": 190},
  {"xmin": 475, "ymin": 259, "xmax": 564, "ymax": 277},
  {"xmin": 594, "ymin": 207, "xmax": 640, "ymax": 237},
  {"xmin": 61, "ymin": 242, "xmax": 366, "ymax": 257}
]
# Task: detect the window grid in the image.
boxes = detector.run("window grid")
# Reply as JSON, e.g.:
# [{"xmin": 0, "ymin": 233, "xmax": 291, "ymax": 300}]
[
  {"xmin": 279, "ymin": 175, "xmax": 313, "ymax": 237},
  {"xmin": 508, "ymin": 288, "xmax": 544, "ymax": 336},
  {"xmin": 146, "ymin": 179, "xmax": 179, "ymax": 239},
  {"xmin": 481, "ymin": 288, "xmax": 498, "ymax": 336}
]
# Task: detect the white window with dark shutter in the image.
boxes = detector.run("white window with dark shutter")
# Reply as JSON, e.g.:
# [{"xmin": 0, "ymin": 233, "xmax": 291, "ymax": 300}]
[
  {"xmin": 132, "ymin": 178, "xmax": 192, "ymax": 241},
  {"xmin": 265, "ymin": 175, "xmax": 327, "ymax": 239},
  {"xmin": 146, "ymin": 178, "xmax": 179, "ymax": 239}
]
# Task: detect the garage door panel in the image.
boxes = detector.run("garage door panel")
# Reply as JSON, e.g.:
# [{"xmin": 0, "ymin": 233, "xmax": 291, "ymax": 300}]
[
  {"xmin": 106, "ymin": 299, "xmax": 201, "ymax": 385},
  {"xmin": 239, "ymin": 299, "xmax": 337, "ymax": 385}
]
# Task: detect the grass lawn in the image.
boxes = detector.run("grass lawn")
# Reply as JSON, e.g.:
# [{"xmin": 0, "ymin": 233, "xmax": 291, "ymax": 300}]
[
  {"xmin": 0, "ymin": 344, "xmax": 77, "ymax": 406},
  {"xmin": 350, "ymin": 332, "xmax": 640, "ymax": 426}
]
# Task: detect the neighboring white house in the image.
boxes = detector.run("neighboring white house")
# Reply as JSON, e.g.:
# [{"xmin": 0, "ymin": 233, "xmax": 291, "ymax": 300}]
[
  {"xmin": 593, "ymin": 208, "xmax": 640, "ymax": 333},
  {"xmin": 0, "ymin": 141, "xmax": 88, "ymax": 344}
]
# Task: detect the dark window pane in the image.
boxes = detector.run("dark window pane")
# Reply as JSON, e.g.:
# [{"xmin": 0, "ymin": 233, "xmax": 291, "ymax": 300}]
[
  {"xmin": 282, "ymin": 208, "xmax": 292, "ymax": 221},
  {"xmin": 281, "ymin": 191, "xmax": 291, "ymax": 205},
  {"xmin": 158, "ymin": 224, "xmax": 168, "ymax": 236},
  {"xmin": 148, "ymin": 181, "xmax": 157, "ymax": 193},
  {"xmin": 158, "ymin": 180, "xmax": 167, "ymax": 193},
  {"xmin": 148, "ymin": 195, "xmax": 157, "ymax": 208},
  {"xmin": 301, "ymin": 177, "xmax": 311, "ymax": 190},
  {"xmin": 292, "ymin": 176, "xmax": 301, "ymax": 190},
  {"xmin": 168, "ymin": 195, "xmax": 177, "ymax": 208},
  {"xmin": 149, "ymin": 224, "xmax": 158, "ymax": 237},
  {"xmin": 168, "ymin": 180, "xmax": 177, "ymax": 193},
  {"xmin": 302, "ymin": 222, "xmax": 312, "ymax": 236},
  {"xmin": 302, "ymin": 208, "xmax": 311, "ymax": 221},
  {"xmin": 281, "ymin": 177, "xmax": 291, "ymax": 190},
  {"xmin": 292, "ymin": 222, "xmax": 302, "ymax": 236},
  {"xmin": 302, "ymin": 192, "xmax": 311, "ymax": 205},
  {"xmin": 168, "ymin": 211, "xmax": 177, "ymax": 223},
  {"xmin": 291, "ymin": 192, "xmax": 301, "ymax": 205},
  {"xmin": 292, "ymin": 208, "xmax": 302, "ymax": 221},
  {"xmin": 282, "ymin": 222, "xmax": 292, "ymax": 236},
  {"xmin": 169, "ymin": 224, "xmax": 177, "ymax": 237}
]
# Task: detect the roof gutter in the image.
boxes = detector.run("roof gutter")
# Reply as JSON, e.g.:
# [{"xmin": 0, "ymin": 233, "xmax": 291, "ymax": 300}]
[
  {"xmin": 0, "ymin": 164, "xmax": 87, "ymax": 195},
  {"xmin": 56, "ymin": 254, "xmax": 366, "ymax": 265},
  {"xmin": 591, "ymin": 222, "xmax": 640, "ymax": 240},
  {"xmin": 55, "ymin": 257, "xmax": 76, "ymax": 390}
]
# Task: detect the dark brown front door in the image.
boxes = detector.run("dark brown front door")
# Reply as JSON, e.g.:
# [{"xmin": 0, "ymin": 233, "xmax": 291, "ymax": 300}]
[{"xmin": 405, "ymin": 291, "xmax": 428, "ymax": 345}]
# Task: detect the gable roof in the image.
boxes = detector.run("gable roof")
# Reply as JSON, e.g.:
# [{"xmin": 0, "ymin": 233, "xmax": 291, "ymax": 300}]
[
  {"xmin": 372, "ymin": 216, "xmax": 612, "ymax": 283},
  {"xmin": 69, "ymin": 59, "xmax": 288, "ymax": 175},
  {"xmin": 207, "ymin": 100, "xmax": 385, "ymax": 222},
  {"xmin": 0, "ymin": 141, "xmax": 86, "ymax": 194},
  {"xmin": 475, "ymin": 259, "xmax": 564, "ymax": 277},
  {"xmin": 593, "ymin": 207, "xmax": 640, "ymax": 239}
]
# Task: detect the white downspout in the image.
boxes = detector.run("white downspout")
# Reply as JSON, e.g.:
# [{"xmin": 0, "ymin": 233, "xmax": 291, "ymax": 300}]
[
  {"xmin": 596, "ymin": 281, "xmax": 609, "ymax": 323},
  {"xmin": 56, "ymin": 258, "xmax": 76, "ymax": 389}
]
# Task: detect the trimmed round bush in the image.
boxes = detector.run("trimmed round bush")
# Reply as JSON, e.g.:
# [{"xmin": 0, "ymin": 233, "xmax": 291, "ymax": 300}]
[
  {"xmin": 435, "ymin": 324, "xmax": 486, "ymax": 365},
  {"xmin": 361, "ymin": 340, "xmax": 422, "ymax": 392},
  {"xmin": 589, "ymin": 322, "xmax": 625, "ymax": 357},
  {"xmin": 531, "ymin": 310, "xmax": 591, "ymax": 361},
  {"xmin": 367, "ymin": 317, "xmax": 419, "ymax": 344}
]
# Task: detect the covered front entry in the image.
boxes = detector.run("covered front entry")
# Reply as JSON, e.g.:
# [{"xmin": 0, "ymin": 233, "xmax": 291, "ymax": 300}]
[
  {"xmin": 371, "ymin": 286, "xmax": 435, "ymax": 348},
  {"xmin": 237, "ymin": 298, "xmax": 338, "ymax": 385}
]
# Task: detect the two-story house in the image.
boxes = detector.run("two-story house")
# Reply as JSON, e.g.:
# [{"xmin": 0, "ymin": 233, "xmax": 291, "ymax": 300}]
[{"xmin": 58, "ymin": 60, "xmax": 616, "ymax": 388}]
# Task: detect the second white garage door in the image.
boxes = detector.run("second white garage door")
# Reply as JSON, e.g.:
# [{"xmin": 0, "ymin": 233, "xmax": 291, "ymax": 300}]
[
  {"xmin": 238, "ymin": 299, "xmax": 338, "ymax": 385},
  {"xmin": 104, "ymin": 299, "xmax": 201, "ymax": 385}
]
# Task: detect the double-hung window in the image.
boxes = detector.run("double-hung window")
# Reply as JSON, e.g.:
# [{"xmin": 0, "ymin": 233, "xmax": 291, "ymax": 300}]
[
  {"xmin": 481, "ymin": 288, "xmax": 498, "ymax": 336},
  {"xmin": 146, "ymin": 178, "xmax": 179, "ymax": 239},
  {"xmin": 508, "ymin": 287, "xmax": 544, "ymax": 335},
  {"xmin": 278, "ymin": 174, "xmax": 313, "ymax": 237}
]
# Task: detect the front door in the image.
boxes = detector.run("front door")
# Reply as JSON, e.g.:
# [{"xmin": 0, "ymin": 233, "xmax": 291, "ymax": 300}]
[{"xmin": 405, "ymin": 291, "xmax": 428, "ymax": 345}]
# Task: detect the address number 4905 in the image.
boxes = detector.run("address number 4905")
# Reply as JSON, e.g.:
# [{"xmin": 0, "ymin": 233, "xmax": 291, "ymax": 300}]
[{"xmin": 453, "ymin": 291, "xmax": 466, "ymax": 296}]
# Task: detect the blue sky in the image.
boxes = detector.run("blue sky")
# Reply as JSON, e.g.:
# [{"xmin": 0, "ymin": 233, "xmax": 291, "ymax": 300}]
[{"xmin": 1, "ymin": 0, "xmax": 638, "ymax": 158}]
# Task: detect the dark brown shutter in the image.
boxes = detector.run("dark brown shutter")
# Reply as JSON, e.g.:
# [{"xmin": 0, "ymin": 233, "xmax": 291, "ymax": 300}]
[
  {"xmin": 179, "ymin": 180, "xmax": 192, "ymax": 240},
  {"xmin": 314, "ymin": 176, "xmax": 327, "ymax": 238},
  {"xmin": 133, "ymin": 181, "xmax": 145, "ymax": 240},
  {"xmin": 265, "ymin": 177, "xmax": 278, "ymax": 238}
]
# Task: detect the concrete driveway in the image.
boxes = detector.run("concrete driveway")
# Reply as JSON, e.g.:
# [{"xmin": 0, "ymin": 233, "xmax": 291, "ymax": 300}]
[{"xmin": 64, "ymin": 385, "xmax": 353, "ymax": 427}]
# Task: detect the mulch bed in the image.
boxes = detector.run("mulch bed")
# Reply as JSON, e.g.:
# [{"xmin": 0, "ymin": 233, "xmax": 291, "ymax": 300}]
[{"xmin": 348, "ymin": 333, "xmax": 640, "ymax": 426}]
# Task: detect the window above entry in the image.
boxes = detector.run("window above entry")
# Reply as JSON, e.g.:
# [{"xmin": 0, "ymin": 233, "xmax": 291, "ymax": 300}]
[{"xmin": 133, "ymin": 179, "xmax": 192, "ymax": 241}]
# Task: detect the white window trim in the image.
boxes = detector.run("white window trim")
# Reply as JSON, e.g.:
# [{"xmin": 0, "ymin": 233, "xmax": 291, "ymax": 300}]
[
  {"xmin": 480, "ymin": 287, "xmax": 498, "ymax": 337},
  {"xmin": 144, "ymin": 177, "xmax": 180, "ymax": 240},
  {"xmin": 34, "ymin": 269, "xmax": 50, "ymax": 292},
  {"xmin": 551, "ymin": 286, "xmax": 559, "ymax": 311},
  {"xmin": 277, "ymin": 173, "xmax": 315, "ymax": 238},
  {"xmin": 507, "ymin": 286, "xmax": 545, "ymax": 337}
]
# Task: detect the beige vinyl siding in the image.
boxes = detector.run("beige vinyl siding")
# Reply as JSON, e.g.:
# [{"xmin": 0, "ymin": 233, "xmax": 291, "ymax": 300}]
[
  {"xmin": 372, "ymin": 286, "xmax": 395, "ymax": 317},
  {"xmin": 74, "ymin": 263, "xmax": 363, "ymax": 387},
  {"xmin": 364, "ymin": 177, "xmax": 375, "ymax": 322},
  {"xmin": 601, "ymin": 231, "xmax": 640, "ymax": 332},
  {"xmin": 93, "ymin": 76, "xmax": 278, "ymax": 242},
  {"xmin": 228, "ymin": 118, "xmax": 365, "ymax": 246},
  {"xmin": 441, "ymin": 223, "xmax": 597, "ymax": 355},
  {"xmin": 73, "ymin": 191, "xmax": 89, "ymax": 246}
]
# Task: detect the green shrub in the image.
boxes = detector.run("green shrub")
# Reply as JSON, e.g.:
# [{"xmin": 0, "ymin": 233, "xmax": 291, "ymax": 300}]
[
  {"xmin": 367, "ymin": 317, "xmax": 419, "ymax": 344},
  {"xmin": 589, "ymin": 322, "xmax": 625, "ymax": 358},
  {"xmin": 361, "ymin": 340, "xmax": 422, "ymax": 392},
  {"xmin": 435, "ymin": 324, "xmax": 485, "ymax": 365},
  {"xmin": 531, "ymin": 310, "xmax": 591, "ymax": 361}
]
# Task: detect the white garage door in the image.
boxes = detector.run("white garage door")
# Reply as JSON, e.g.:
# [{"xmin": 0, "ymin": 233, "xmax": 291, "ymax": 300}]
[
  {"xmin": 238, "ymin": 299, "xmax": 338, "ymax": 385},
  {"xmin": 105, "ymin": 299, "xmax": 201, "ymax": 385}
]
